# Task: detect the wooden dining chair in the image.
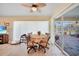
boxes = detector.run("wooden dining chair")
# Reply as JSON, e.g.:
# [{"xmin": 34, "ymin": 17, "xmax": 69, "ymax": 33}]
[
  {"xmin": 20, "ymin": 34, "xmax": 27, "ymax": 43},
  {"xmin": 39, "ymin": 38, "xmax": 48, "ymax": 53},
  {"xmin": 27, "ymin": 40, "xmax": 37, "ymax": 53},
  {"xmin": 45, "ymin": 33, "xmax": 50, "ymax": 48},
  {"xmin": 26, "ymin": 32, "xmax": 32, "ymax": 45},
  {"xmin": 27, "ymin": 33, "xmax": 31, "ymax": 49}
]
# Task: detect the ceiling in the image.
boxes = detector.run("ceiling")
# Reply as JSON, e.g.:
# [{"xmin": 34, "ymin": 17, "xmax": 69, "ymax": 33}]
[
  {"xmin": 63, "ymin": 5, "xmax": 79, "ymax": 18},
  {"xmin": 0, "ymin": 3, "xmax": 65, "ymax": 16}
]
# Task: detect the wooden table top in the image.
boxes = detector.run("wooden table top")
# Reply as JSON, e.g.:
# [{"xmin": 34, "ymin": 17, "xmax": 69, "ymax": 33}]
[{"xmin": 30, "ymin": 34, "xmax": 48, "ymax": 44}]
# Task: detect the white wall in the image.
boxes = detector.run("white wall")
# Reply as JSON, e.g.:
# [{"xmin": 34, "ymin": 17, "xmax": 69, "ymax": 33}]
[{"xmin": 13, "ymin": 21, "xmax": 49, "ymax": 41}]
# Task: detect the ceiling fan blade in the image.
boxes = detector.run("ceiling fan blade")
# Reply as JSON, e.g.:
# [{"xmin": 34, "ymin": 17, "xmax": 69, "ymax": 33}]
[
  {"xmin": 36, "ymin": 3, "xmax": 46, "ymax": 7},
  {"xmin": 21, "ymin": 4, "xmax": 32, "ymax": 8}
]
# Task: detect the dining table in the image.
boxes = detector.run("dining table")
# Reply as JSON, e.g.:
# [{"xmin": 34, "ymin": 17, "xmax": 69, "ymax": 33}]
[{"xmin": 27, "ymin": 34, "xmax": 49, "ymax": 53}]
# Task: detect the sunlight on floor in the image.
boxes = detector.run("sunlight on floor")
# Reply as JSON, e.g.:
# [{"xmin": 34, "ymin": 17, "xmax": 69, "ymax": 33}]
[{"xmin": 0, "ymin": 43, "xmax": 65, "ymax": 56}]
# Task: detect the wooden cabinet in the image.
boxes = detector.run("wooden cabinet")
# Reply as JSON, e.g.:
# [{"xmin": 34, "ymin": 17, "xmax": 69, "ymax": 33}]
[{"xmin": 0, "ymin": 34, "xmax": 9, "ymax": 44}]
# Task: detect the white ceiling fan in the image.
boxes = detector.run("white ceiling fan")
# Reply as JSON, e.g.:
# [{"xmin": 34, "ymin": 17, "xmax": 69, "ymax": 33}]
[{"xmin": 21, "ymin": 3, "xmax": 46, "ymax": 12}]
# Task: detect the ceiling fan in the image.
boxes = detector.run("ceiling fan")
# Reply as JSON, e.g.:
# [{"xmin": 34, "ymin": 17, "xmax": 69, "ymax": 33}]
[{"xmin": 21, "ymin": 3, "xmax": 46, "ymax": 12}]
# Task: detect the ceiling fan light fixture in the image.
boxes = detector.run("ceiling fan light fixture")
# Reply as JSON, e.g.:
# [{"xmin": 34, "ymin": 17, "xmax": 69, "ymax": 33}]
[{"xmin": 31, "ymin": 7, "xmax": 37, "ymax": 12}]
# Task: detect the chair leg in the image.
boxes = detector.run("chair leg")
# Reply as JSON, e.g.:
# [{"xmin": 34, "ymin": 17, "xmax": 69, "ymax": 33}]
[
  {"xmin": 33, "ymin": 47, "xmax": 36, "ymax": 52},
  {"xmin": 27, "ymin": 46, "xmax": 36, "ymax": 53},
  {"xmin": 38, "ymin": 45, "xmax": 41, "ymax": 51},
  {"xmin": 27, "ymin": 48, "xmax": 28, "ymax": 49},
  {"xmin": 43, "ymin": 47, "xmax": 46, "ymax": 53},
  {"xmin": 46, "ymin": 46, "xmax": 49, "ymax": 49},
  {"xmin": 27, "ymin": 48, "xmax": 32, "ymax": 53},
  {"xmin": 40, "ymin": 45, "xmax": 46, "ymax": 53}
]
